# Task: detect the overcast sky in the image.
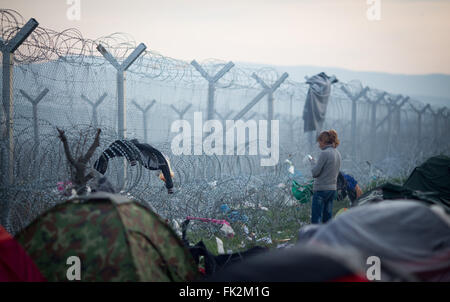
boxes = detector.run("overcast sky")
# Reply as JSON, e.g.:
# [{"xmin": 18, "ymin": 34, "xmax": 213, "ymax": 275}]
[{"xmin": 2, "ymin": 0, "xmax": 450, "ymax": 75}]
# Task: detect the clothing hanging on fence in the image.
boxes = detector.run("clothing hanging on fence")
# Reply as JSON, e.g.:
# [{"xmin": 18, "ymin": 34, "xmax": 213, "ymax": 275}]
[
  {"xmin": 94, "ymin": 139, "xmax": 174, "ymax": 192},
  {"xmin": 303, "ymin": 72, "xmax": 338, "ymax": 132}
]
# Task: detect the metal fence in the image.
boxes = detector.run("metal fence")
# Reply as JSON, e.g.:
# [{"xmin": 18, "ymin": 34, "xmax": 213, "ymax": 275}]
[{"xmin": 1, "ymin": 9, "xmax": 449, "ymax": 237}]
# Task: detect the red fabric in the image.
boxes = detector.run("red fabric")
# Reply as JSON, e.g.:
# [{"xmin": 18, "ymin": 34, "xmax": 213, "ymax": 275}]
[
  {"xmin": 331, "ymin": 274, "xmax": 369, "ymax": 282},
  {"xmin": 0, "ymin": 225, "xmax": 46, "ymax": 282}
]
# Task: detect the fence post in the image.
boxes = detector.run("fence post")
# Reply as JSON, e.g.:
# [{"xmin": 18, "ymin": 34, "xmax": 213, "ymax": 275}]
[
  {"xmin": 191, "ymin": 60, "xmax": 234, "ymax": 121},
  {"xmin": 81, "ymin": 93, "xmax": 107, "ymax": 128},
  {"xmin": 215, "ymin": 110, "xmax": 234, "ymax": 151},
  {"xmin": 443, "ymin": 108, "xmax": 450, "ymax": 149},
  {"xmin": 288, "ymin": 94, "xmax": 294, "ymax": 144},
  {"xmin": 394, "ymin": 96, "xmax": 409, "ymax": 134},
  {"xmin": 251, "ymin": 73, "xmax": 282, "ymax": 146},
  {"xmin": 19, "ymin": 88, "xmax": 49, "ymax": 149},
  {"xmin": 438, "ymin": 107, "xmax": 447, "ymax": 148},
  {"xmin": 97, "ymin": 43, "xmax": 146, "ymax": 188},
  {"xmin": 233, "ymin": 73, "xmax": 289, "ymax": 121},
  {"xmin": 97, "ymin": 43, "xmax": 146, "ymax": 139},
  {"xmin": 245, "ymin": 112, "xmax": 258, "ymax": 121},
  {"xmin": 235, "ymin": 72, "xmax": 288, "ymax": 148},
  {"xmin": 170, "ymin": 103, "xmax": 192, "ymax": 120},
  {"xmin": 341, "ymin": 85, "xmax": 369, "ymax": 159},
  {"xmin": 169, "ymin": 103, "xmax": 192, "ymax": 140},
  {"xmin": 364, "ymin": 91, "xmax": 386, "ymax": 160},
  {"xmin": 0, "ymin": 18, "xmax": 38, "ymax": 231},
  {"xmin": 410, "ymin": 103, "xmax": 430, "ymax": 148},
  {"xmin": 262, "ymin": 113, "xmax": 281, "ymax": 120},
  {"xmin": 391, "ymin": 96, "xmax": 409, "ymax": 153},
  {"xmin": 215, "ymin": 110, "xmax": 234, "ymax": 121},
  {"xmin": 132, "ymin": 99, "xmax": 156, "ymax": 143},
  {"xmin": 381, "ymin": 95, "xmax": 402, "ymax": 156},
  {"xmin": 229, "ymin": 110, "xmax": 274, "ymax": 155},
  {"xmin": 0, "ymin": 18, "xmax": 38, "ymax": 189},
  {"xmin": 428, "ymin": 106, "xmax": 446, "ymax": 148},
  {"xmin": 200, "ymin": 72, "xmax": 288, "ymax": 151}
]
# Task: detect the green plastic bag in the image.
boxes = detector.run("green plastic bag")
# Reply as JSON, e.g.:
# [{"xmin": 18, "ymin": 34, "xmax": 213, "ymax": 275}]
[{"xmin": 292, "ymin": 180, "xmax": 314, "ymax": 204}]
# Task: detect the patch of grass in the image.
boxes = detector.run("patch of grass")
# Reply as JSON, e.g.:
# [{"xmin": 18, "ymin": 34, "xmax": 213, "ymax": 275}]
[
  {"xmin": 182, "ymin": 177, "xmax": 407, "ymax": 255},
  {"xmin": 184, "ymin": 196, "xmax": 352, "ymax": 255}
]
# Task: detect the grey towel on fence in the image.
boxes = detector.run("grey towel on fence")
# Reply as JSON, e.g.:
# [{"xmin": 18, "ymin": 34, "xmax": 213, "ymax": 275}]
[{"xmin": 303, "ymin": 72, "xmax": 338, "ymax": 132}]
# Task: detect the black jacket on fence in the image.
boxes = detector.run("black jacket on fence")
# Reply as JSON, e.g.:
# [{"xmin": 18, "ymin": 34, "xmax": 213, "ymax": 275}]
[{"xmin": 94, "ymin": 139, "xmax": 174, "ymax": 191}]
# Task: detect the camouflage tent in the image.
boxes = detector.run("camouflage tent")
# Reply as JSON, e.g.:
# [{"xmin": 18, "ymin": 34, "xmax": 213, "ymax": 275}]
[{"xmin": 15, "ymin": 193, "xmax": 198, "ymax": 282}]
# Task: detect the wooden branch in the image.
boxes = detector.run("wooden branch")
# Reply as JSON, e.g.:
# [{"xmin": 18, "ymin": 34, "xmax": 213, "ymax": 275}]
[
  {"xmin": 85, "ymin": 171, "xmax": 94, "ymax": 183},
  {"xmin": 57, "ymin": 128, "xmax": 76, "ymax": 167},
  {"xmin": 81, "ymin": 128, "xmax": 101, "ymax": 164},
  {"xmin": 57, "ymin": 127, "xmax": 103, "ymax": 193}
]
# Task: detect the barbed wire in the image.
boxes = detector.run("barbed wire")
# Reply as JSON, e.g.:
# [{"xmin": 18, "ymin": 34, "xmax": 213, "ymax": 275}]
[{"xmin": 1, "ymin": 8, "xmax": 449, "ymax": 239}]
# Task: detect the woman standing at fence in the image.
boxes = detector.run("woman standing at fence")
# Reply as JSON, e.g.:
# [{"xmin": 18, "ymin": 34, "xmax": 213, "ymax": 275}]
[{"xmin": 309, "ymin": 130, "xmax": 341, "ymax": 224}]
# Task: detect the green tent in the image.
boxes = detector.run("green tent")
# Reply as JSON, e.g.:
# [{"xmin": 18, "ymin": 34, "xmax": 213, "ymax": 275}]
[
  {"xmin": 357, "ymin": 156, "xmax": 450, "ymax": 212},
  {"xmin": 403, "ymin": 155, "xmax": 450, "ymax": 200},
  {"xmin": 15, "ymin": 193, "xmax": 198, "ymax": 282}
]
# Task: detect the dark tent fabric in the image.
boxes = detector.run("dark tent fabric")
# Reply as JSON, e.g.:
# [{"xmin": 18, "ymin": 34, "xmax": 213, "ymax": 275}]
[
  {"xmin": 0, "ymin": 225, "xmax": 46, "ymax": 282},
  {"xmin": 352, "ymin": 185, "xmax": 384, "ymax": 207},
  {"xmin": 302, "ymin": 72, "xmax": 338, "ymax": 133},
  {"xmin": 188, "ymin": 240, "xmax": 268, "ymax": 276},
  {"xmin": 382, "ymin": 183, "xmax": 449, "ymax": 211},
  {"xmin": 181, "ymin": 220, "xmax": 268, "ymax": 276},
  {"xmin": 304, "ymin": 200, "xmax": 450, "ymax": 281},
  {"xmin": 297, "ymin": 224, "xmax": 321, "ymax": 244},
  {"xmin": 403, "ymin": 155, "xmax": 450, "ymax": 196},
  {"xmin": 206, "ymin": 244, "xmax": 371, "ymax": 282},
  {"xmin": 354, "ymin": 156, "xmax": 450, "ymax": 211},
  {"xmin": 402, "ymin": 155, "xmax": 450, "ymax": 208}
]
